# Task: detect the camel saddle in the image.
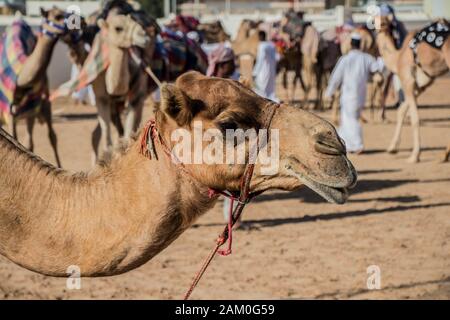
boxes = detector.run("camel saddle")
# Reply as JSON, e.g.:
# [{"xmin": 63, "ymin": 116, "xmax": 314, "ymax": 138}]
[{"xmin": 409, "ymin": 19, "xmax": 449, "ymax": 90}]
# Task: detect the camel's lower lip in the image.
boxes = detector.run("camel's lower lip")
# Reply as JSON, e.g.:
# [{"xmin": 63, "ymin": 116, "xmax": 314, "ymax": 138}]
[
  {"xmin": 309, "ymin": 180, "xmax": 349, "ymax": 204},
  {"xmin": 299, "ymin": 176, "xmax": 349, "ymax": 204},
  {"xmin": 286, "ymin": 166, "xmax": 353, "ymax": 204}
]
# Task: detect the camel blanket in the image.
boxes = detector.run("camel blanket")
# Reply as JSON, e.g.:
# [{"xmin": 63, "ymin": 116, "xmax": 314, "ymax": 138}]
[
  {"xmin": 151, "ymin": 30, "xmax": 208, "ymax": 81},
  {"xmin": 409, "ymin": 20, "xmax": 449, "ymax": 51},
  {"xmin": 0, "ymin": 19, "xmax": 45, "ymax": 125},
  {"xmin": 50, "ymin": 32, "xmax": 110, "ymax": 101}
]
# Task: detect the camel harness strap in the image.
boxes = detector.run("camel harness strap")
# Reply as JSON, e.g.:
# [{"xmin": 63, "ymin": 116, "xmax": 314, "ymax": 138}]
[{"xmin": 139, "ymin": 102, "xmax": 280, "ymax": 300}]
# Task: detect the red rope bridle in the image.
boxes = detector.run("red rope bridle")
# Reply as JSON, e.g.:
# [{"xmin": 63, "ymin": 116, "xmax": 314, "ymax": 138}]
[{"xmin": 139, "ymin": 102, "xmax": 280, "ymax": 300}]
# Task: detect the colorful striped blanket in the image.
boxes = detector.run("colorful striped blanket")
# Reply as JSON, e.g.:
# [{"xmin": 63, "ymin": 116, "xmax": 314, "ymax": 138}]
[
  {"xmin": 0, "ymin": 19, "xmax": 45, "ymax": 125},
  {"xmin": 52, "ymin": 28, "xmax": 209, "ymax": 100},
  {"xmin": 152, "ymin": 30, "xmax": 208, "ymax": 82},
  {"xmin": 50, "ymin": 31, "xmax": 110, "ymax": 101}
]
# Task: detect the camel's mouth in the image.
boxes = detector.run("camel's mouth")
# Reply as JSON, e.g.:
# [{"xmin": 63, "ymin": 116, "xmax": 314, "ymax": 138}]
[
  {"xmin": 299, "ymin": 175, "xmax": 350, "ymax": 204},
  {"xmin": 133, "ymin": 36, "xmax": 149, "ymax": 48},
  {"xmin": 286, "ymin": 158, "xmax": 357, "ymax": 204}
]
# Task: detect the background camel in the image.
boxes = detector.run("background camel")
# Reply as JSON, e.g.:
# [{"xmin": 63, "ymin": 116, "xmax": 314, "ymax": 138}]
[
  {"xmin": 0, "ymin": 9, "xmax": 68, "ymax": 167},
  {"xmin": 276, "ymin": 41, "xmax": 304, "ymax": 102},
  {"xmin": 58, "ymin": 3, "xmax": 208, "ymax": 164},
  {"xmin": 376, "ymin": 18, "xmax": 450, "ymax": 163},
  {"xmin": 232, "ymin": 19, "xmax": 305, "ymax": 102},
  {"xmin": 300, "ymin": 24, "xmax": 324, "ymax": 109},
  {"xmin": 231, "ymin": 19, "xmax": 261, "ymax": 87},
  {"xmin": 0, "ymin": 71, "xmax": 356, "ymax": 277},
  {"xmin": 53, "ymin": 10, "xmax": 151, "ymax": 164}
]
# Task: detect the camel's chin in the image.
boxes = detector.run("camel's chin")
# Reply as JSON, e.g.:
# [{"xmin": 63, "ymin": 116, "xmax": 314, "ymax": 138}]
[
  {"xmin": 289, "ymin": 170, "xmax": 352, "ymax": 204},
  {"xmin": 305, "ymin": 180, "xmax": 349, "ymax": 205}
]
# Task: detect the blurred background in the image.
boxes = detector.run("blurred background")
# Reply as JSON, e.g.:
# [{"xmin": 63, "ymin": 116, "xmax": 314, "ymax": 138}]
[{"xmin": 0, "ymin": 0, "xmax": 448, "ymax": 89}]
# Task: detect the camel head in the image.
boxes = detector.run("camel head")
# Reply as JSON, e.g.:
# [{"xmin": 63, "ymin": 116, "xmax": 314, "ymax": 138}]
[
  {"xmin": 40, "ymin": 7, "xmax": 89, "ymax": 46},
  {"xmin": 97, "ymin": 14, "xmax": 148, "ymax": 49},
  {"xmin": 374, "ymin": 14, "xmax": 391, "ymax": 35},
  {"xmin": 40, "ymin": 7, "xmax": 70, "ymax": 39},
  {"xmin": 154, "ymin": 72, "xmax": 357, "ymax": 204}
]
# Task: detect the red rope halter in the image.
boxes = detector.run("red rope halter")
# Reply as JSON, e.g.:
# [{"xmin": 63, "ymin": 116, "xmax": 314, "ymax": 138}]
[{"xmin": 139, "ymin": 103, "xmax": 280, "ymax": 300}]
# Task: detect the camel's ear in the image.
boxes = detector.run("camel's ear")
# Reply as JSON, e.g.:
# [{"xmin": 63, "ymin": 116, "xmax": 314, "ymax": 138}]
[
  {"xmin": 160, "ymin": 84, "xmax": 194, "ymax": 126},
  {"xmin": 97, "ymin": 18, "xmax": 108, "ymax": 30},
  {"xmin": 40, "ymin": 7, "xmax": 49, "ymax": 18}
]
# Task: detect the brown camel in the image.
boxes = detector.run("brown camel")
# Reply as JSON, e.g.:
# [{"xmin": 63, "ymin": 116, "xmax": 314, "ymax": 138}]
[
  {"xmin": 56, "ymin": 7, "xmax": 156, "ymax": 164},
  {"xmin": 0, "ymin": 71, "xmax": 356, "ymax": 277},
  {"xmin": 0, "ymin": 9, "xmax": 66, "ymax": 167},
  {"xmin": 376, "ymin": 18, "xmax": 450, "ymax": 163},
  {"xmin": 232, "ymin": 19, "xmax": 305, "ymax": 102},
  {"xmin": 59, "ymin": 12, "xmax": 150, "ymax": 164},
  {"xmin": 231, "ymin": 20, "xmax": 261, "ymax": 86},
  {"xmin": 277, "ymin": 41, "xmax": 304, "ymax": 103},
  {"xmin": 300, "ymin": 24, "xmax": 321, "ymax": 109}
]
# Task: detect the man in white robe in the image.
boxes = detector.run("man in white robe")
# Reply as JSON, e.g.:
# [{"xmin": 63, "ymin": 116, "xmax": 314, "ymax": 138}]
[
  {"xmin": 253, "ymin": 30, "xmax": 279, "ymax": 102},
  {"xmin": 325, "ymin": 34, "xmax": 384, "ymax": 153}
]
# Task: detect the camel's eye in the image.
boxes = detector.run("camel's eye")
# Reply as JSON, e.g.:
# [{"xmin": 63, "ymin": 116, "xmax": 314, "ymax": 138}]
[
  {"xmin": 115, "ymin": 26, "xmax": 124, "ymax": 33},
  {"xmin": 218, "ymin": 120, "xmax": 238, "ymax": 133}
]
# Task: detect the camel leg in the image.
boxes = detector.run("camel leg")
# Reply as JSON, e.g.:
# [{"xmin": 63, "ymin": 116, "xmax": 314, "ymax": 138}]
[
  {"xmin": 290, "ymin": 72, "xmax": 297, "ymax": 104},
  {"xmin": 298, "ymin": 67, "xmax": 306, "ymax": 93},
  {"xmin": 282, "ymin": 69, "xmax": 289, "ymax": 102},
  {"xmin": 111, "ymin": 111, "xmax": 124, "ymax": 137},
  {"xmin": 111, "ymin": 100, "xmax": 124, "ymax": 137},
  {"xmin": 302, "ymin": 84, "xmax": 310, "ymax": 109},
  {"xmin": 91, "ymin": 123, "xmax": 101, "ymax": 166},
  {"xmin": 95, "ymin": 98, "xmax": 113, "ymax": 162},
  {"xmin": 9, "ymin": 117, "xmax": 18, "ymax": 140},
  {"xmin": 41, "ymin": 101, "xmax": 61, "ymax": 168},
  {"xmin": 406, "ymin": 100, "xmax": 421, "ymax": 163},
  {"xmin": 125, "ymin": 77, "xmax": 147, "ymax": 137},
  {"xmin": 375, "ymin": 81, "xmax": 385, "ymax": 122},
  {"xmin": 380, "ymin": 73, "xmax": 392, "ymax": 122},
  {"xmin": 25, "ymin": 115, "xmax": 35, "ymax": 152},
  {"xmin": 124, "ymin": 97, "xmax": 144, "ymax": 138},
  {"xmin": 332, "ymin": 95, "xmax": 339, "ymax": 125},
  {"xmin": 368, "ymin": 82, "xmax": 376, "ymax": 121},
  {"xmin": 315, "ymin": 69, "xmax": 323, "ymax": 110},
  {"xmin": 387, "ymin": 100, "xmax": 410, "ymax": 154}
]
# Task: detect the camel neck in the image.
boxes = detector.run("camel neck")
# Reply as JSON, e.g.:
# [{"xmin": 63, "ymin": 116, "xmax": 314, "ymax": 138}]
[
  {"xmin": 0, "ymin": 128, "xmax": 216, "ymax": 276},
  {"xmin": 68, "ymin": 40, "xmax": 89, "ymax": 67},
  {"xmin": 377, "ymin": 32, "xmax": 400, "ymax": 74},
  {"xmin": 105, "ymin": 45, "xmax": 130, "ymax": 95},
  {"xmin": 16, "ymin": 34, "xmax": 57, "ymax": 87}
]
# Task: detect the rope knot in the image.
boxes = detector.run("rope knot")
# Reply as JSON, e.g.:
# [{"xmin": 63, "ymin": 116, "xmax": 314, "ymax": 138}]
[
  {"xmin": 216, "ymin": 235, "xmax": 227, "ymax": 246},
  {"xmin": 140, "ymin": 119, "xmax": 158, "ymax": 160}
]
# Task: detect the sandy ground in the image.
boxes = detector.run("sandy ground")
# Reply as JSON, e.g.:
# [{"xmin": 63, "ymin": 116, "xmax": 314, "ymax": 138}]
[{"xmin": 0, "ymin": 76, "xmax": 449, "ymax": 300}]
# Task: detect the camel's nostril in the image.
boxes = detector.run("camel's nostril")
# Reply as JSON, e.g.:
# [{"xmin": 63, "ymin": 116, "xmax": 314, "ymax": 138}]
[{"xmin": 313, "ymin": 133, "xmax": 346, "ymax": 156}]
